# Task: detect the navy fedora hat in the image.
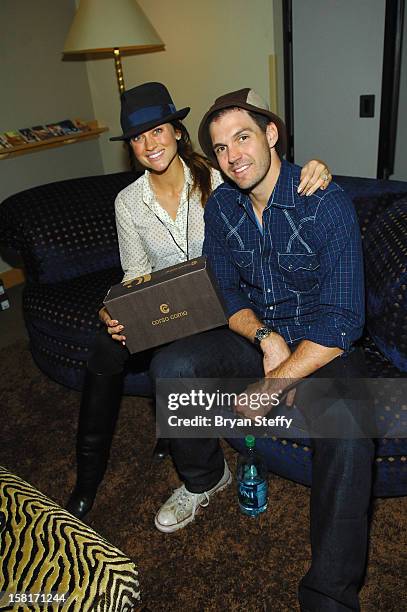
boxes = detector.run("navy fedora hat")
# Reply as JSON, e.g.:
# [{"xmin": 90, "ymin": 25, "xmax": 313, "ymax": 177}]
[{"xmin": 110, "ymin": 82, "xmax": 190, "ymax": 141}]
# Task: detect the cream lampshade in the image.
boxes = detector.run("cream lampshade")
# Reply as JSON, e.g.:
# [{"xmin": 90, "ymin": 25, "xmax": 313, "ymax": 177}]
[{"xmin": 63, "ymin": 0, "xmax": 165, "ymax": 95}]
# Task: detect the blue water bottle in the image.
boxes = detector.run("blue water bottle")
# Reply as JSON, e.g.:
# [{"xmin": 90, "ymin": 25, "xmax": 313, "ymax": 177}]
[{"xmin": 237, "ymin": 435, "xmax": 268, "ymax": 516}]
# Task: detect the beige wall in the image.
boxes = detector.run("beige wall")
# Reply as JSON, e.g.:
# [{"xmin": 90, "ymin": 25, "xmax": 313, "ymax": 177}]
[
  {"xmin": 0, "ymin": 0, "xmax": 103, "ymax": 202},
  {"xmin": 85, "ymin": 0, "xmax": 277, "ymax": 174},
  {"xmin": 0, "ymin": 0, "xmax": 105, "ymax": 274}
]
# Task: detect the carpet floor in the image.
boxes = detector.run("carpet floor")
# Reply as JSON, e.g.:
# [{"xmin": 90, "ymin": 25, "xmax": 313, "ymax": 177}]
[{"xmin": 0, "ymin": 340, "xmax": 406, "ymax": 611}]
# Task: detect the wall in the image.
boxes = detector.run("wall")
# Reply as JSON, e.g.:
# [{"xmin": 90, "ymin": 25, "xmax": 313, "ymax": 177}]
[
  {"xmin": 292, "ymin": 0, "xmax": 386, "ymax": 178},
  {"xmin": 0, "ymin": 0, "xmax": 105, "ymax": 274},
  {"xmin": 84, "ymin": 0, "xmax": 276, "ymax": 174},
  {"xmin": 0, "ymin": 0, "xmax": 105, "ymax": 200}
]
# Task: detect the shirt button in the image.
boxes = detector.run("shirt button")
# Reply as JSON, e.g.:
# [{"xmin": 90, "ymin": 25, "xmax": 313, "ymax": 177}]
[
  {"xmin": 288, "ymin": 265, "xmax": 293, "ymax": 270},
  {"xmin": 269, "ymin": 305, "xmax": 274, "ymax": 310},
  {"xmin": 267, "ymin": 288, "xmax": 271, "ymax": 293},
  {"xmin": 341, "ymin": 332, "xmax": 346, "ymax": 336}
]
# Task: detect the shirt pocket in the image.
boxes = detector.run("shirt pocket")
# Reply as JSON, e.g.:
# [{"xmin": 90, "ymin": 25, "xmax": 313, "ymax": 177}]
[
  {"xmin": 231, "ymin": 249, "xmax": 253, "ymax": 268},
  {"xmin": 231, "ymin": 249, "xmax": 254, "ymax": 284},
  {"xmin": 278, "ymin": 252, "xmax": 319, "ymax": 292}
]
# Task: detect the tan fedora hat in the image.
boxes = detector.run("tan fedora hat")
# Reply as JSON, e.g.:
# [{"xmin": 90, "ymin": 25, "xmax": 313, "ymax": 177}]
[{"xmin": 198, "ymin": 88, "xmax": 286, "ymax": 165}]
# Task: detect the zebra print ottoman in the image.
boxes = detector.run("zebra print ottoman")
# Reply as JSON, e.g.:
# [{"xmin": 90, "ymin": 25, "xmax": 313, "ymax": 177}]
[{"xmin": 0, "ymin": 467, "xmax": 141, "ymax": 611}]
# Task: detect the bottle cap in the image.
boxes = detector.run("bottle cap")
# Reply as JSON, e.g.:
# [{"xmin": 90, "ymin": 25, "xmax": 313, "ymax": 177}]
[{"xmin": 245, "ymin": 435, "xmax": 255, "ymax": 448}]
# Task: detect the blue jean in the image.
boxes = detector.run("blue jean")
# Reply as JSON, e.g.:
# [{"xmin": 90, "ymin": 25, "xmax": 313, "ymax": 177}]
[{"xmin": 149, "ymin": 328, "xmax": 374, "ymax": 611}]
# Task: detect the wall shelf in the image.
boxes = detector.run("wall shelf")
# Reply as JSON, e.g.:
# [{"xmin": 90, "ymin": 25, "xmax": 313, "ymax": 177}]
[{"xmin": 0, "ymin": 121, "xmax": 108, "ymax": 160}]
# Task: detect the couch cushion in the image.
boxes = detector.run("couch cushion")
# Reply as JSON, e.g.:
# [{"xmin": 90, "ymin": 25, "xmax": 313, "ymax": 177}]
[
  {"xmin": 23, "ymin": 266, "xmax": 153, "ymax": 395},
  {"xmin": 227, "ymin": 436, "xmax": 407, "ymax": 498},
  {"xmin": 360, "ymin": 334, "xmax": 406, "ymax": 377},
  {"xmin": 23, "ymin": 267, "xmax": 122, "ymax": 347}
]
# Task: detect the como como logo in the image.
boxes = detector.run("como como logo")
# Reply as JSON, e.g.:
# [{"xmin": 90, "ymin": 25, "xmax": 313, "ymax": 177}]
[
  {"xmin": 152, "ymin": 309, "xmax": 188, "ymax": 326},
  {"xmin": 160, "ymin": 303, "xmax": 170, "ymax": 314}
]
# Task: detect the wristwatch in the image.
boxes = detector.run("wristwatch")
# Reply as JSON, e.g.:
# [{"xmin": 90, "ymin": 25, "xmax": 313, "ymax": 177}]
[{"xmin": 254, "ymin": 326, "xmax": 274, "ymax": 347}]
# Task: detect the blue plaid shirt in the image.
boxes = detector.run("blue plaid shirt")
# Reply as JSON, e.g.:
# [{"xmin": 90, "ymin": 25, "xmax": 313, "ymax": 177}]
[{"xmin": 203, "ymin": 160, "xmax": 364, "ymax": 351}]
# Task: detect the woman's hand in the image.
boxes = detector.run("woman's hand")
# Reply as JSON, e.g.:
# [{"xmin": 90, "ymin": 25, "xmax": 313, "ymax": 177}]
[
  {"xmin": 298, "ymin": 159, "xmax": 332, "ymax": 196},
  {"xmin": 98, "ymin": 306, "xmax": 126, "ymax": 345}
]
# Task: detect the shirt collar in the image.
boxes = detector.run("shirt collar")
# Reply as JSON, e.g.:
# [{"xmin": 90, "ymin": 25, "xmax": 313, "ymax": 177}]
[
  {"xmin": 237, "ymin": 159, "xmax": 300, "ymax": 211},
  {"xmin": 267, "ymin": 159, "xmax": 297, "ymax": 209},
  {"xmin": 142, "ymin": 156, "xmax": 193, "ymax": 205}
]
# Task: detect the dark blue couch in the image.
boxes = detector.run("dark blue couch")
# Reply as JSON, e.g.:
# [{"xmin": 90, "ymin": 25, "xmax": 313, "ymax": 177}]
[
  {"xmin": 229, "ymin": 176, "xmax": 407, "ymax": 497},
  {"xmin": 1, "ymin": 172, "xmax": 406, "ymax": 496},
  {"xmin": 0, "ymin": 171, "xmax": 151, "ymax": 396}
]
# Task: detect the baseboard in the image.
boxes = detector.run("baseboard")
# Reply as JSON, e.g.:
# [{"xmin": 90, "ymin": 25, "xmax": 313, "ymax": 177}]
[{"xmin": 1, "ymin": 268, "xmax": 25, "ymax": 289}]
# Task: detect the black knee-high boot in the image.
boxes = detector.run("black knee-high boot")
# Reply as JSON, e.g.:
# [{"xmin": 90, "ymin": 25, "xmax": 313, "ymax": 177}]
[
  {"xmin": 66, "ymin": 369, "xmax": 123, "ymax": 519},
  {"xmin": 152, "ymin": 437, "xmax": 171, "ymax": 461}
]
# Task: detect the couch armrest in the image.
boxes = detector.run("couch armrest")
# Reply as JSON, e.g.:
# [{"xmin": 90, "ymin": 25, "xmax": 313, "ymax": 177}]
[
  {"xmin": 363, "ymin": 198, "xmax": 407, "ymax": 372},
  {"xmin": 0, "ymin": 172, "xmax": 136, "ymax": 283}
]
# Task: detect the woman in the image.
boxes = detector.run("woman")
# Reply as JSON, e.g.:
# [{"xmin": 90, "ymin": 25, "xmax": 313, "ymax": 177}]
[{"xmin": 66, "ymin": 82, "xmax": 332, "ymax": 519}]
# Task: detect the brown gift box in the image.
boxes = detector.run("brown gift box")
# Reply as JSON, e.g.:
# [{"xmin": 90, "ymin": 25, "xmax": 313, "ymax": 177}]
[{"xmin": 103, "ymin": 256, "xmax": 228, "ymax": 353}]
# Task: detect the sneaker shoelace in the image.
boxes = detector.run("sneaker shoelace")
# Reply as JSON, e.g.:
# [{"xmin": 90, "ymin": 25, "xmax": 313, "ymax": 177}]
[{"xmin": 173, "ymin": 487, "xmax": 210, "ymax": 519}]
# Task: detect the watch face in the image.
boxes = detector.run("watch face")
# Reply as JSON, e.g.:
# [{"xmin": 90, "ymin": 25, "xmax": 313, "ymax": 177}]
[{"xmin": 255, "ymin": 327, "xmax": 272, "ymax": 344}]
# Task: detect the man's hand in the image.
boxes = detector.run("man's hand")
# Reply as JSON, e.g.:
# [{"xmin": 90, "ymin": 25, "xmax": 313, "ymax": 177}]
[
  {"xmin": 260, "ymin": 332, "xmax": 291, "ymax": 375},
  {"xmin": 298, "ymin": 159, "xmax": 332, "ymax": 196},
  {"xmin": 234, "ymin": 377, "xmax": 295, "ymax": 420},
  {"xmin": 262, "ymin": 334, "xmax": 296, "ymax": 407},
  {"xmin": 234, "ymin": 333, "xmax": 295, "ymax": 420},
  {"xmin": 99, "ymin": 306, "xmax": 126, "ymax": 345}
]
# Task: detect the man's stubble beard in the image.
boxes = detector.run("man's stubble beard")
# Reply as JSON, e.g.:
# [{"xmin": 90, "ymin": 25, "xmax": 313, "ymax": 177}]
[{"xmin": 235, "ymin": 141, "xmax": 272, "ymax": 195}]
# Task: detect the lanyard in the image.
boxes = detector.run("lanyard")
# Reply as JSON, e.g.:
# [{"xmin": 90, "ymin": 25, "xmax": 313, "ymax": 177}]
[{"xmin": 150, "ymin": 185, "xmax": 190, "ymax": 261}]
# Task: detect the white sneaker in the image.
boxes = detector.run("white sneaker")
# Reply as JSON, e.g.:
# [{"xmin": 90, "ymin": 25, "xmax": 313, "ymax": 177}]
[{"xmin": 154, "ymin": 461, "xmax": 232, "ymax": 533}]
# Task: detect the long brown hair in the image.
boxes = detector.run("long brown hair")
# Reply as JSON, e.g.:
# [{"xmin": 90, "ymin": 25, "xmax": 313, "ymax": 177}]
[{"xmin": 171, "ymin": 120, "xmax": 213, "ymax": 207}]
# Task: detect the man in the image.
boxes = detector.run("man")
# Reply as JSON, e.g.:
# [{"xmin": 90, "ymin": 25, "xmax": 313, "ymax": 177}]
[{"xmin": 150, "ymin": 88, "xmax": 373, "ymax": 611}]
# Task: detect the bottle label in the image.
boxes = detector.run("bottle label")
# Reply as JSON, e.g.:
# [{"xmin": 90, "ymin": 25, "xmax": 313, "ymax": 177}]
[{"xmin": 238, "ymin": 480, "xmax": 267, "ymax": 509}]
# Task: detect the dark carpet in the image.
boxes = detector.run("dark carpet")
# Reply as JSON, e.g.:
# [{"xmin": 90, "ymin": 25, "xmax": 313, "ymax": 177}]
[{"xmin": 1, "ymin": 340, "xmax": 406, "ymax": 611}]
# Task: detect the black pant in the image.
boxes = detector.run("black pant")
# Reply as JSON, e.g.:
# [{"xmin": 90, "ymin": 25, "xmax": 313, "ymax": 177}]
[
  {"xmin": 87, "ymin": 328, "xmax": 145, "ymax": 375},
  {"xmin": 148, "ymin": 328, "xmax": 374, "ymax": 611}
]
